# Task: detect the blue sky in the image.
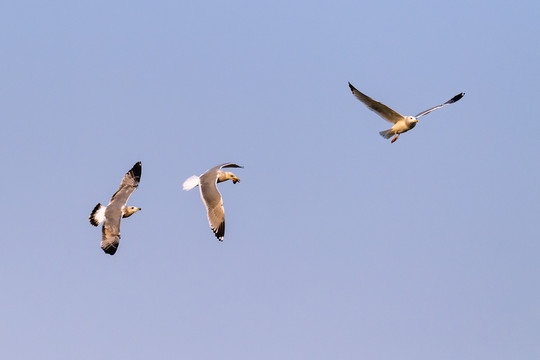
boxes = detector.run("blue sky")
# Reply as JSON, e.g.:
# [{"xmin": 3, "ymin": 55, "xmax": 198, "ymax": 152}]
[{"xmin": 0, "ymin": 1, "xmax": 538, "ymax": 359}]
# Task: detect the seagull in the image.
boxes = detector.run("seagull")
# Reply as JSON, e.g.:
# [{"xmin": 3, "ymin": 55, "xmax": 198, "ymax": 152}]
[
  {"xmin": 89, "ymin": 162, "xmax": 142, "ymax": 255},
  {"xmin": 183, "ymin": 163, "xmax": 243, "ymax": 241},
  {"xmin": 348, "ymin": 82, "xmax": 464, "ymax": 143}
]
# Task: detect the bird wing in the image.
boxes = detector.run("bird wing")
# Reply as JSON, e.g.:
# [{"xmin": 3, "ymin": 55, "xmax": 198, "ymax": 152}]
[
  {"xmin": 199, "ymin": 170, "xmax": 226, "ymax": 241},
  {"xmin": 415, "ymin": 92, "xmax": 465, "ymax": 118},
  {"xmin": 108, "ymin": 162, "xmax": 142, "ymax": 205},
  {"xmin": 213, "ymin": 163, "xmax": 244, "ymax": 171},
  {"xmin": 101, "ymin": 224, "xmax": 120, "ymax": 255},
  {"xmin": 348, "ymin": 82, "xmax": 404, "ymax": 124},
  {"xmin": 101, "ymin": 162, "xmax": 142, "ymax": 255}
]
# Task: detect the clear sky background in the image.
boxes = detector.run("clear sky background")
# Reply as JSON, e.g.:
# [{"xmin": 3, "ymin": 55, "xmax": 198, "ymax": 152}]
[{"xmin": 0, "ymin": 1, "xmax": 538, "ymax": 359}]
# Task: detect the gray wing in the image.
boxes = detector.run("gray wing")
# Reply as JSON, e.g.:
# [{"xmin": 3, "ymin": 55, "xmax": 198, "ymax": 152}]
[
  {"xmin": 212, "ymin": 163, "xmax": 244, "ymax": 171},
  {"xmin": 108, "ymin": 161, "xmax": 142, "ymax": 205},
  {"xmin": 415, "ymin": 92, "xmax": 465, "ymax": 118},
  {"xmin": 101, "ymin": 225, "xmax": 120, "ymax": 255},
  {"xmin": 199, "ymin": 169, "xmax": 226, "ymax": 241},
  {"xmin": 101, "ymin": 162, "xmax": 142, "ymax": 255},
  {"xmin": 348, "ymin": 82, "xmax": 404, "ymax": 124}
]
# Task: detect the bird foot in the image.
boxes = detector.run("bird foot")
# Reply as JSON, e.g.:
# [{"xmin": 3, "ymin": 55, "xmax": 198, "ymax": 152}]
[{"xmin": 391, "ymin": 135, "xmax": 399, "ymax": 143}]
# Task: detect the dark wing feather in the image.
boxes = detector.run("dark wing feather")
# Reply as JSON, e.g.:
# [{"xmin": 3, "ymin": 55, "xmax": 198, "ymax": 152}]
[
  {"xmin": 109, "ymin": 161, "xmax": 141, "ymax": 204},
  {"xmin": 415, "ymin": 93, "xmax": 465, "ymax": 118},
  {"xmin": 101, "ymin": 225, "xmax": 120, "ymax": 255},
  {"xmin": 217, "ymin": 163, "xmax": 244, "ymax": 170},
  {"xmin": 348, "ymin": 82, "xmax": 404, "ymax": 124}
]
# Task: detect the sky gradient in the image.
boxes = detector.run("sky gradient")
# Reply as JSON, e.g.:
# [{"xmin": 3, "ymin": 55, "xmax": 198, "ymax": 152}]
[{"xmin": 1, "ymin": 1, "xmax": 539, "ymax": 359}]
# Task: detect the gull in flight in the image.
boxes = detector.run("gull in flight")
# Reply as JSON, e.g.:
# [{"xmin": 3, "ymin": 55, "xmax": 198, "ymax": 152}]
[
  {"xmin": 348, "ymin": 82, "xmax": 464, "ymax": 143},
  {"xmin": 183, "ymin": 163, "xmax": 243, "ymax": 241},
  {"xmin": 89, "ymin": 162, "xmax": 142, "ymax": 255}
]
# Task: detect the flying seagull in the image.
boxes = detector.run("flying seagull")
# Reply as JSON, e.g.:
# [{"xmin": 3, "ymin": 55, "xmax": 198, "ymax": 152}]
[
  {"xmin": 183, "ymin": 163, "xmax": 243, "ymax": 241},
  {"xmin": 348, "ymin": 82, "xmax": 464, "ymax": 143},
  {"xmin": 89, "ymin": 162, "xmax": 142, "ymax": 255}
]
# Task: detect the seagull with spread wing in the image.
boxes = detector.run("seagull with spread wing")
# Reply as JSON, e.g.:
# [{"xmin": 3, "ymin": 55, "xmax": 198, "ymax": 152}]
[
  {"xmin": 89, "ymin": 162, "xmax": 142, "ymax": 255},
  {"xmin": 183, "ymin": 163, "xmax": 243, "ymax": 241},
  {"xmin": 348, "ymin": 82, "xmax": 464, "ymax": 143}
]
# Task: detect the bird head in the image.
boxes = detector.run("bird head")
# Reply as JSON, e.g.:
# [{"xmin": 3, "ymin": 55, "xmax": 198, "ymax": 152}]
[
  {"xmin": 226, "ymin": 172, "xmax": 241, "ymax": 184},
  {"xmin": 218, "ymin": 171, "xmax": 241, "ymax": 184},
  {"xmin": 123, "ymin": 206, "xmax": 142, "ymax": 218},
  {"xmin": 406, "ymin": 116, "xmax": 418, "ymax": 123}
]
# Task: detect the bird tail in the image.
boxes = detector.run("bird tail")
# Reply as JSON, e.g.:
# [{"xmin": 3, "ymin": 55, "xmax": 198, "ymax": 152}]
[
  {"xmin": 89, "ymin": 203, "xmax": 106, "ymax": 226},
  {"xmin": 379, "ymin": 129, "xmax": 395, "ymax": 139},
  {"xmin": 182, "ymin": 175, "xmax": 200, "ymax": 191}
]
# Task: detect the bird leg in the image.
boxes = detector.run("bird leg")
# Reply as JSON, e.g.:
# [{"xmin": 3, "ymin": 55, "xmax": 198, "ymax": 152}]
[{"xmin": 391, "ymin": 134, "xmax": 400, "ymax": 143}]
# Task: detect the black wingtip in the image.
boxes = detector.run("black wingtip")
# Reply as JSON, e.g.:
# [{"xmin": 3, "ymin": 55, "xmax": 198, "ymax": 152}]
[
  {"xmin": 449, "ymin": 93, "xmax": 465, "ymax": 103},
  {"xmin": 348, "ymin": 81, "xmax": 356, "ymax": 92},
  {"xmin": 102, "ymin": 246, "xmax": 117, "ymax": 255},
  {"xmin": 129, "ymin": 161, "xmax": 142, "ymax": 180},
  {"xmin": 222, "ymin": 163, "xmax": 243, "ymax": 169},
  {"xmin": 213, "ymin": 222, "xmax": 225, "ymax": 241}
]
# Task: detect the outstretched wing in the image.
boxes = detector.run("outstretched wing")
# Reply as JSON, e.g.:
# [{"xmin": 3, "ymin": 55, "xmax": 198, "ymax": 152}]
[
  {"xmin": 415, "ymin": 93, "xmax": 465, "ymax": 118},
  {"xmin": 215, "ymin": 163, "xmax": 244, "ymax": 170},
  {"xmin": 199, "ymin": 171, "xmax": 226, "ymax": 241},
  {"xmin": 348, "ymin": 82, "xmax": 404, "ymax": 124},
  {"xmin": 101, "ymin": 225, "xmax": 120, "ymax": 255},
  {"xmin": 108, "ymin": 161, "xmax": 142, "ymax": 206}
]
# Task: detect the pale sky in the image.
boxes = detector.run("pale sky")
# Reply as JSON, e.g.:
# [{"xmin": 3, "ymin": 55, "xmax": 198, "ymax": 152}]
[{"xmin": 0, "ymin": 1, "xmax": 538, "ymax": 359}]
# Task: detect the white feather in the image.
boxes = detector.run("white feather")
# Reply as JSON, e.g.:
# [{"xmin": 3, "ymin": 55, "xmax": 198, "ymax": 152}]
[
  {"xmin": 182, "ymin": 175, "xmax": 200, "ymax": 191},
  {"xmin": 89, "ymin": 203, "xmax": 107, "ymax": 226}
]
